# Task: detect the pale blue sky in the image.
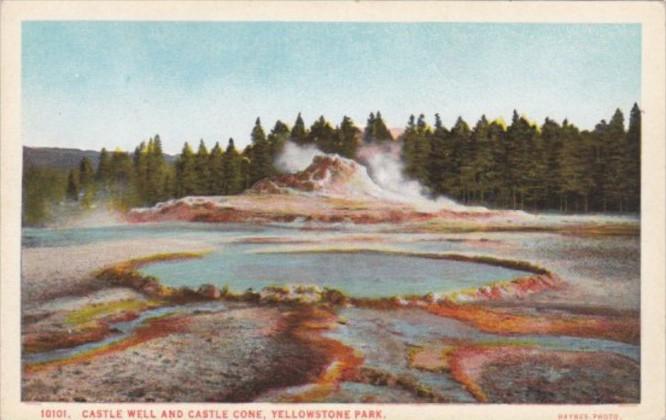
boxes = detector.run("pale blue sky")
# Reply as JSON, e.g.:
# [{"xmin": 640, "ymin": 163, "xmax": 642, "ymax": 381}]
[{"xmin": 23, "ymin": 22, "xmax": 640, "ymax": 153}]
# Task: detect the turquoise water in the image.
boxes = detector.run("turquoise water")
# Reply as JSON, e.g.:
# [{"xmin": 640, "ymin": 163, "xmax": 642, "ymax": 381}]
[
  {"xmin": 138, "ymin": 245, "xmax": 530, "ymax": 298},
  {"xmin": 376, "ymin": 309, "xmax": 640, "ymax": 361},
  {"xmin": 21, "ymin": 223, "xmax": 281, "ymax": 248},
  {"xmin": 24, "ymin": 224, "xmax": 531, "ymax": 298},
  {"xmin": 22, "ymin": 223, "xmax": 639, "ymax": 383},
  {"xmin": 23, "ymin": 301, "xmax": 228, "ymax": 364},
  {"xmin": 326, "ymin": 307, "xmax": 639, "ymax": 402}
]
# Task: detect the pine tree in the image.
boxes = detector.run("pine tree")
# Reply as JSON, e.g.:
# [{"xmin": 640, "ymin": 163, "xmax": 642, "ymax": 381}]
[
  {"xmin": 96, "ymin": 148, "xmax": 112, "ymax": 186},
  {"xmin": 470, "ymin": 115, "xmax": 497, "ymax": 203},
  {"xmin": 110, "ymin": 149, "xmax": 133, "ymax": 186},
  {"xmin": 162, "ymin": 168, "xmax": 175, "ymax": 199},
  {"xmin": 209, "ymin": 142, "xmax": 225, "ymax": 195},
  {"xmin": 104, "ymin": 148, "xmax": 137, "ymax": 210},
  {"xmin": 364, "ymin": 111, "xmax": 393, "ymax": 143},
  {"xmin": 458, "ymin": 116, "xmax": 482, "ymax": 203},
  {"xmin": 447, "ymin": 117, "xmax": 472, "ymax": 201},
  {"xmin": 145, "ymin": 134, "xmax": 168, "ymax": 203},
  {"xmin": 540, "ymin": 118, "xmax": 564, "ymax": 209},
  {"xmin": 402, "ymin": 115, "xmax": 419, "ymax": 179},
  {"xmin": 363, "ymin": 113, "xmax": 376, "ymax": 144},
  {"xmin": 338, "ymin": 116, "xmax": 361, "ymax": 158},
  {"xmin": 402, "ymin": 114, "xmax": 431, "ymax": 187},
  {"xmin": 77, "ymin": 157, "xmax": 96, "ymax": 208},
  {"xmin": 268, "ymin": 120, "xmax": 290, "ymax": 161},
  {"xmin": 307, "ymin": 116, "xmax": 336, "ymax": 153},
  {"xmin": 373, "ymin": 111, "xmax": 394, "ymax": 142},
  {"xmin": 133, "ymin": 141, "xmax": 149, "ymax": 203},
  {"xmin": 194, "ymin": 139, "xmax": 211, "ymax": 195},
  {"xmin": 584, "ymin": 110, "xmax": 629, "ymax": 212},
  {"xmin": 521, "ymin": 121, "xmax": 546, "ymax": 210},
  {"xmin": 605, "ymin": 109, "xmax": 628, "ymax": 211},
  {"xmin": 223, "ymin": 138, "xmax": 243, "ymax": 194},
  {"xmin": 78, "ymin": 157, "xmax": 94, "ymax": 186},
  {"xmin": 175, "ymin": 142, "xmax": 197, "ymax": 197},
  {"xmin": 427, "ymin": 114, "xmax": 449, "ymax": 195},
  {"xmin": 505, "ymin": 111, "xmax": 530, "ymax": 208},
  {"xmin": 625, "ymin": 103, "xmax": 641, "ymax": 211},
  {"xmin": 589, "ymin": 119, "xmax": 610, "ymax": 211},
  {"xmin": 559, "ymin": 123, "xmax": 594, "ymax": 212},
  {"xmin": 249, "ymin": 118, "xmax": 272, "ymax": 184},
  {"xmin": 66, "ymin": 169, "xmax": 79, "ymax": 201},
  {"xmin": 240, "ymin": 153, "xmax": 252, "ymax": 190},
  {"xmin": 486, "ymin": 120, "xmax": 507, "ymax": 206},
  {"xmin": 290, "ymin": 113, "xmax": 309, "ymax": 145},
  {"xmin": 411, "ymin": 114, "xmax": 432, "ymax": 187},
  {"xmin": 23, "ymin": 166, "xmax": 68, "ymax": 226}
]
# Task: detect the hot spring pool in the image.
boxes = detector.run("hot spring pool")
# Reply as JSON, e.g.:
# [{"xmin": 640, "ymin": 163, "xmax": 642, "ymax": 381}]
[{"xmin": 138, "ymin": 245, "xmax": 531, "ymax": 298}]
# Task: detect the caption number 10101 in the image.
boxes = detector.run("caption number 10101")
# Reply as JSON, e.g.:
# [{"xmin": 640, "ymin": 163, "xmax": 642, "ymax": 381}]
[{"xmin": 41, "ymin": 409, "xmax": 69, "ymax": 419}]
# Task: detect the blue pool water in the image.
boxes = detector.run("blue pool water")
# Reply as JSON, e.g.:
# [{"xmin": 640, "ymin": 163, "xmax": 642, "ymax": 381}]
[{"xmin": 138, "ymin": 245, "xmax": 531, "ymax": 298}]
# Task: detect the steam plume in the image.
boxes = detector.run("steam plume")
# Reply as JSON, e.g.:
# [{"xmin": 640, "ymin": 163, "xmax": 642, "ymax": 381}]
[
  {"xmin": 274, "ymin": 142, "xmax": 323, "ymax": 173},
  {"xmin": 274, "ymin": 141, "xmax": 487, "ymax": 212}
]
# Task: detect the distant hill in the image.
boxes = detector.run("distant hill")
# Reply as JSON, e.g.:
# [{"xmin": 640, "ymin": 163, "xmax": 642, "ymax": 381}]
[
  {"xmin": 23, "ymin": 147, "xmax": 101, "ymax": 170},
  {"xmin": 23, "ymin": 146, "xmax": 177, "ymax": 170}
]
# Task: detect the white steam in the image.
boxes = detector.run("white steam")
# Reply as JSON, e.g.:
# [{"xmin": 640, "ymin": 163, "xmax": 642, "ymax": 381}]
[
  {"xmin": 356, "ymin": 143, "xmax": 486, "ymax": 212},
  {"xmin": 50, "ymin": 202, "xmax": 127, "ymax": 229},
  {"xmin": 274, "ymin": 141, "xmax": 488, "ymax": 213},
  {"xmin": 275, "ymin": 142, "xmax": 324, "ymax": 173}
]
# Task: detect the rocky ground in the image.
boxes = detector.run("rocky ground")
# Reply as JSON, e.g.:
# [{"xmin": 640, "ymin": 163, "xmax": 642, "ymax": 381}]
[
  {"xmin": 21, "ymin": 225, "xmax": 641, "ymax": 404},
  {"xmin": 23, "ymin": 304, "xmax": 329, "ymax": 402},
  {"xmin": 21, "ymin": 237, "xmax": 211, "ymax": 308},
  {"xmin": 20, "ymin": 154, "xmax": 642, "ymax": 403},
  {"xmin": 448, "ymin": 345, "xmax": 640, "ymax": 403}
]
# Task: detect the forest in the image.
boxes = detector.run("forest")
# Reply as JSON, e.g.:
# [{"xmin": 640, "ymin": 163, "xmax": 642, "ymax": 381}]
[{"xmin": 23, "ymin": 104, "xmax": 641, "ymax": 226}]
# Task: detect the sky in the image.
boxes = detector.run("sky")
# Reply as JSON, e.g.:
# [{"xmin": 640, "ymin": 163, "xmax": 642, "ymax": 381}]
[{"xmin": 22, "ymin": 22, "xmax": 640, "ymax": 154}]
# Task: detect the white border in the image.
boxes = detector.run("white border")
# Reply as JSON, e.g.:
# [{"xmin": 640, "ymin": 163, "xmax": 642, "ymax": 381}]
[{"xmin": 2, "ymin": 2, "xmax": 664, "ymax": 419}]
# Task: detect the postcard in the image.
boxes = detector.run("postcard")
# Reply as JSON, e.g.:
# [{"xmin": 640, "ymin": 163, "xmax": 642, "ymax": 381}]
[{"xmin": 1, "ymin": 2, "xmax": 664, "ymax": 420}]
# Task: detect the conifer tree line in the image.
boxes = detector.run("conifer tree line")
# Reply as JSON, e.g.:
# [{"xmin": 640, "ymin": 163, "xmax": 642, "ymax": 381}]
[
  {"xmin": 58, "ymin": 104, "xmax": 640, "ymax": 214},
  {"xmin": 400, "ymin": 104, "xmax": 641, "ymax": 212}
]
